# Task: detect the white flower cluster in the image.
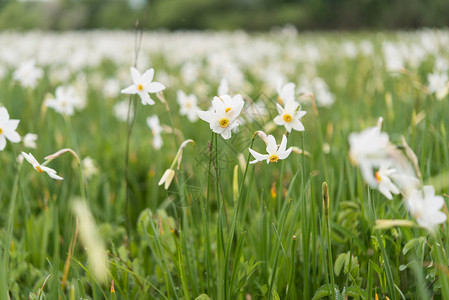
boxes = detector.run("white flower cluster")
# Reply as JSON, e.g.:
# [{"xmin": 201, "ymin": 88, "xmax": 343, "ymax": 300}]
[{"xmin": 349, "ymin": 119, "xmax": 446, "ymax": 231}]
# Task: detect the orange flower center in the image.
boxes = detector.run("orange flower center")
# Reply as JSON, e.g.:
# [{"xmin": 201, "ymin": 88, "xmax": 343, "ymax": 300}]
[
  {"xmin": 219, "ymin": 118, "xmax": 230, "ymax": 128},
  {"xmin": 269, "ymin": 154, "xmax": 279, "ymax": 163},
  {"xmin": 225, "ymin": 107, "xmax": 232, "ymax": 113},
  {"xmin": 277, "ymin": 96, "xmax": 284, "ymax": 105},
  {"xmin": 35, "ymin": 166, "xmax": 44, "ymax": 173},
  {"xmin": 375, "ymin": 171, "xmax": 381, "ymax": 183},
  {"xmin": 137, "ymin": 84, "xmax": 144, "ymax": 91},
  {"xmin": 283, "ymin": 114, "xmax": 292, "ymax": 122},
  {"xmin": 0, "ymin": 128, "xmax": 3, "ymax": 134}
]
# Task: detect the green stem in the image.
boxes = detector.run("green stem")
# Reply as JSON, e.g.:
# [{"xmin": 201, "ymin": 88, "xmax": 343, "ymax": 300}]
[{"xmin": 1, "ymin": 162, "xmax": 21, "ymax": 299}]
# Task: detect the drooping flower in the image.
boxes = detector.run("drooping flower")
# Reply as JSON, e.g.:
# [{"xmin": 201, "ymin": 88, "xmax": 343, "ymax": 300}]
[
  {"xmin": 158, "ymin": 139, "xmax": 195, "ymax": 190},
  {"xmin": 158, "ymin": 169, "xmax": 175, "ymax": 190},
  {"xmin": 273, "ymin": 99, "xmax": 306, "ymax": 133},
  {"xmin": 177, "ymin": 90, "xmax": 199, "ymax": 122},
  {"xmin": 121, "ymin": 67, "xmax": 166, "ymax": 105},
  {"xmin": 21, "ymin": 152, "xmax": 63, "ymax": 180},
  {"xmin": 406, "ymin": 185, "xmax": 447, "ymax": 231},
  {"xmin": 23, "ymin": 133, "xmax": 38, "ymax": 149},
  {"xmin": 197, "ymin": 95, "xmax": 244, "ymax": 140},
  {"xmin": 146, "ymin": 115, "xmax": 163, "ymax": 150},
  {"xmin": 249, "ymin": 134, "xmax": 292, "ymax": 164},
  {"xmin": 0, "ymin": 106, "xmax": 21, "ymax": 151}
]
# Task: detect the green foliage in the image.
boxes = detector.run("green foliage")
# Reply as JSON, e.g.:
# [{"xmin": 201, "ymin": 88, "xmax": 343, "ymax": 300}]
[
  {"xmin": 1, "ymin": 29, "xmax": 449, "ymax": 299},
  {"xmin": 0, "ymin": 0, "xmax": 449, "ymax": 30}
]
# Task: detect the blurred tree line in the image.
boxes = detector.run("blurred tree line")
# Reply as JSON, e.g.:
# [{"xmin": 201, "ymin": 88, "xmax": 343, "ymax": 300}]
[{"xmin": 0, "ymin": 0, "xmax": 448, "ymax": 30}]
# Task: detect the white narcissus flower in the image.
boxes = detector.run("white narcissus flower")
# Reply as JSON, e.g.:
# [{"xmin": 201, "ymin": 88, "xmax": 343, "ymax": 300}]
[
  {"xmin": 249, "ymin": 134, "xmax": 292, "ymax": 164},
  {"xmin": 13, "ymin": 60, "xmax": 43, "ymax": 89},
  {"xmin": 218, "ymin": 78, "xmax": 229, "ymax": 96},
  {"xmin": 121, "ymin": 67, "xmax": 166, "ymax": 105},
  {"xmin": 348, "ymin": 126, "xmax": 390, "ymax": 186},
  {"xmin": 374, "ymin": 164, "xmax": 400, "ymax": 200},
  {"xmin": 177, "ymin": 90, "xmax": 199, "ymax": 122},
  {"xmin": 158, "ymin": 169, "xmax": 175, "ymax": 190},
  {"xmin": 198, "ymin": 95, "xmax": 244, "ymax": 140},
  {"xmin": 113, "ymin": 100, "xmax": 134, "ymax": 122},
  {"xmin": 0, "ymin": 106, "xmax": 21, "ymax": 151},
  {"xmin": 21, "ymin": 152, "xmax": 63, "ymax": 180},
  {"xmin": 23, "ymin": 133, "xmax": 38, "ymax": 149},
  {"xmin": 103, "ymin": 78, "xmax": 121, "ymax": 99},
  {"xmin": 276, "ymin": 80, "xmax": 296, "ymax": 104},
  {"xmin": 146, "ymin": 115, "xmax": 163, "ymax": 150},
  {"xmin": 81, "ymin": 157, "xmax": 99, "ymax": 179},
  {"xmin": 219, "ymin": 94, "xmax": 244, "ymax": 115},
  {"xmin": 273, "ymin": 99, "xmax": 306, "ymax": 133},
  {"xmin": 406, "ymin": 185, "xmax": 447, "ymax": 231},
  {"xmin": 45, "ymin": 86, "xmax": 83, "ymax": 116},
  {"xmin": 427, "ymin": 72, "xmax": 449, "ymax": 100}
]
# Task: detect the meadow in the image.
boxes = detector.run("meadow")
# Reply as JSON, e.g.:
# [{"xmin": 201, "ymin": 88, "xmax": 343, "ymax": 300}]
[{"xmin": 1, "ymin": 28, "xmax": 449, "ymax": 299}]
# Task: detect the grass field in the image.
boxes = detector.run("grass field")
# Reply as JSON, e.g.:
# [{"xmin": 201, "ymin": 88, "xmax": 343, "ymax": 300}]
[{"xmin": 1, "ymin": 28, "xmax": 449, "ymax": 299}]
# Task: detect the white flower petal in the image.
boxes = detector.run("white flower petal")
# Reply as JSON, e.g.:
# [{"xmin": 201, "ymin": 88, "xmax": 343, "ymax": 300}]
[
  {"xmin": 141, "ymin": 68, "xmax": 154, "ymax": 83},
  {"xmin": 266, "ymin": 135, "xmax": 277, "ymax": 154},
  {"xmin": 277, "ymin": 147, "xmax": 292, "ymax": 160},
  {"xmin": 146, "ymin": 82, "xmax": 166, "ymax": 93},
  {"xmin": 121, "ymin": 85, "xmax": 138, "ymax": 94},
  {"xmin": 130, "ymin": 67, "xmax": 141, "ymax": 84},
  {"xmin": 0, "ymin": 135, "xmax": 6, "ymax": 151}
]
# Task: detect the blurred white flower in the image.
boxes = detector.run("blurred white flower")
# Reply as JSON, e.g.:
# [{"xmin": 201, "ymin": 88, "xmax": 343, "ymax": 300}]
[
  {"xmin": 21, "ymin": 152, "xmax": 63, "ymax": 180},
  {"xmin": 121, "ymin": 67, "xmax": 166, "ymax": 105},
  {"xmin": 406, "ymin": 185, "xmax": 447, "ymax": 231},
  {"xmin": 312, "ymin": 78, "xmax": 335, "ymax": 107},
  {"xmin": 276, "ymin": 81, "xmax": 296, "ymax": 104},
  {"xmin": 45, "ymin": 86, "xmax": 83, "ymax": 116},
  {"xmin": 249, "ymin": 134, "xmax": 292, "ymax": 164},
  {"xmin": 113, "ymin": 100, "xmax": 133, "ymax": 122},
  {"xmin": 13, "ymin": 60, "xmax": 43, "ymax": 89},
  {"xmin": 349, "ymin": 126, "xmax": 390, "ymax": 186},
  {"xmin": 273, "ymin": 99, "xmax": 306, "ymax": 133},
  {"xmin": 72, "ymin": 199, "xmax": 108, "ymax": 283},
  {"xmin": 427, "ymin": 72, "xmax": 449, "ymax": 100},
  {"xmin": 103, "ymin": 78, "xmax": 121, "ymax": 99},
  {"xmin": 146, "ymin": 115, "xmax": 163, "ymax": 149},
  {"xmin": 23, "ymin": 133, "xmax": 38, "ymax": 149},
  {"xmin": 435, "ymin": 57, "xmax": 449, "ymax": 73},
  {"xmin": 218, "ymin": 78, "xmax": 229, "ymax": 96},
  {"xmin": 375, "ymin": 164, "xmax": 400, "ymax": 200},
  {"xmin": 198, "ymin": 95, "xmax": 244, "ymax": 140},
  {"xmin": 0, "ymin": 106, "xmax": 21, "ymax": 151},
  {"xmin": 158, "ymin": 169, "xmax": 175, "ymax": 190},
  {"xmin": 82, "ymin": 157, "xmax": 99, "ymax": 179},
  {"xmin": 243, "ymin": 101, "xmax": 268, "ymax": 122},
  {"xmin": 177, "ymin": 90, "xmax": 199, "ymax": 122}
]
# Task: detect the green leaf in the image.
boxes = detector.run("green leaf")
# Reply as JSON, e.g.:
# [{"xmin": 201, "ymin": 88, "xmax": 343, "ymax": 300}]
[
  {"xmin": 345, "ymin": 286, "xmax": 366, "ymax": 299},
  {"xmin": 334, "ymin": 253, "xmax": 348, "ymax": 277},
  {"xmin": 402, "ymin": 237, "xmax": 425, "ymax": 255},
  {"xmin": 312, "ymin": 284, "xmax": 341, "ymax": 300},
  {"xmin": 195, "ymin": 294, "xmax": 211, "ymax": 300}
]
